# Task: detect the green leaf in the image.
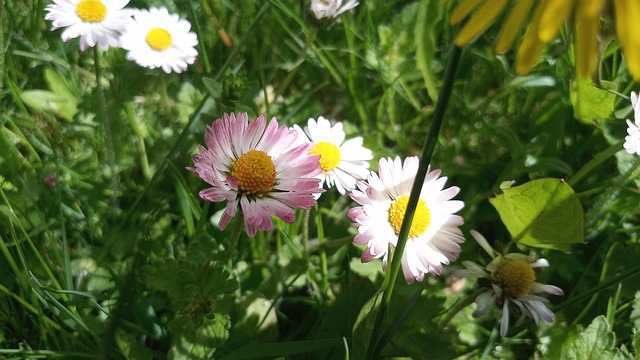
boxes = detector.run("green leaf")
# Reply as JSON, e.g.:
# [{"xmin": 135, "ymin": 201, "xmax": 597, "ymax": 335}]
[
  {"xmin": 415, "ymin": 0, "xmax": 441, "ymax": 102},
  {"xmin": 352, "ymin": 291, "xmax": 383, "ymax": 359},
  {"xmin": 20, "ymin": 90, "xmax": 78, "ymax": 121},
  {"xmin": 561, "ymin": 315, "xmax": 634, "ymax": 360},
  {"xmin": 169, "ymin": 315, "xmax": 231, "ymax": 360},
  {"xmin": 570, "ymin": 79, "xmax": 616, "ymax": 124},
  {"xmin": 489, "ymin": 178, "xmax": 584, "ymax": 251},
  {"xmin": 220, "ymin": 338, "xmax": 343, "ymax": 360}
]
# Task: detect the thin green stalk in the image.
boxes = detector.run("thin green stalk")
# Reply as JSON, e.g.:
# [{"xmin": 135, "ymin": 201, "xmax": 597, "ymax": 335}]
[
  {"xmin": 56, "ymin": 159, "xmax": 72, "ymax": 292},
  {"xmin": 226, "ymin": 213, "xmax": 244, "ymax": 263},
  {"xmin": 439, "ymin": 287, "xmax": 486, "ymax": 328},
  {"xmin": 187, "ymin": 0, "xmax": 212, "ymax": 74},
  {"xmin": 315, "ymin": 205, "xmax": 329, "ymax": 297},
  {"xmin": 365, "ymin": 44, "xmax": 463, "ymax": 360},
  {"xmin": 567, "ymin": 140, "xmax": 624, "ymax": 187},
  {"xmin": 554, "ymin": 262, "xmax": 640, "ymax": 312},
  {"xmin": 572, "ymin": 241, "xmax": 618, "ymax": 326},
  {"xmin": 93, "ymin": 47, "xmax": 118, "ymax": 208}
]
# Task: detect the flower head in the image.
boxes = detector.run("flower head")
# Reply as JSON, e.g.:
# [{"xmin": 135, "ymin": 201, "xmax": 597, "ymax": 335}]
[
  {"xmin": 44, "ymin": 0, "xmax": 134, "ymax": 51},
  {"xmin": 190, "ymin": 113, "xmax": 324, "ymax": 237},
  {"xmin": 120, "ymin": 7, "xmax": 198, "ymax": 73},
  {"xmin": 348, "ymin": 156, "xmax": 465, "ymax": 284},
  {"xmin": 452, "ymin": 230, "xmax": 564, "ymax": 337},
  {"xmin": 624, "ymin": 91, "xmax": 640, "ymax": 156},
  {"xmin": 292, "ymin": 117, "xmax": 372, "ymax": 196},
  {"xmin": 450, "ymin": 0, "xmax": 640, "ymax": 81},
  {"xmin": 310, "ymin": 0, "xmax": 359, "ymax": 20}
]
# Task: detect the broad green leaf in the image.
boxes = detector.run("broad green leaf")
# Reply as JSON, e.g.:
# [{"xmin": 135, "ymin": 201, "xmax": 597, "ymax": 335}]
[
  {"xmin": 570, "ymin": 79, "xmax": 616, "ymax": 124},
  {"xmin": 169, "ymin": 315, "xmax": 231, "ymax": 360},
  {"xmin": 20, "ymin": 90, "xmax": 77, "ymax": 121},
  {"xmin": 116, "ymin": 330, "xmax": 153, "ymax": 360},
  {"xmin": 561, "ymin": 315, "xmax": 633, "ymax": 360},
  {"xmin": 352, "ymin": 291, "xmax": 383, "ymax": 359},
  {"xmin": 489, "ymin": 178, "xmax": 584, "ymax": 251}
]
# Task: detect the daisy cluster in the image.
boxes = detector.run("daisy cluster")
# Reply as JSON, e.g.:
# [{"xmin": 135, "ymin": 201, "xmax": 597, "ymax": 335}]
[{"xmin": 44, "ymin": 0, "xmax": 198, "ymax": 73}]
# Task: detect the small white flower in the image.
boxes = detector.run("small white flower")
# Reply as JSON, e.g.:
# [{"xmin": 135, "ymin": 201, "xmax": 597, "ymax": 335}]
[
  {"xmin": 293, "ymin": 117, "xmax": 372, "ymax": 196},
  {"xmin": 452, "ymin": 231, "xmax": 564, "ymax": 337},
  {"xmin": 120, "ymin": 7, "xmax": 198, "ymax": 74},
  {"xmin": 624, "ymin": 91, "xmax": 640, "ymax": 156},
  {"xmin": 44, "ymin": 0, "xmax": 134, "ymax": 51},
  {"xmin": 348, "ymin": 156, "xmax": 465, "ymax": 284},
  {"xmin": 310, "ymin": 0, "xmax": 359, "ymax": 20}
]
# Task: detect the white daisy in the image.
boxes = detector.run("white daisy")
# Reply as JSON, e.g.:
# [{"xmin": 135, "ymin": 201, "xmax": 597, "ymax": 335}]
[
  {"xmin": 292, "ymin": 116, "xmax": 372, "ymax": 196},
  {"xmin": 44, "ymin": 0, "xmax": 134, "ymax": 51},
  {"xmin": 624, "ymin": 91, "xmax": 640, "ymax": 156},
  {"xmin": 348, "ymin": 156, "xmax": 465, "ymax": 284},
  {"xmin": 120, "ymin": 7, "xmax": 198, "ymax": 74},
  {"xmin": 452, "ymin": 230, "xmax": 564, "ymax": 337},
  {"xmin": 310, "ymin": 0, "xmax": 359, "ymax": 20}
]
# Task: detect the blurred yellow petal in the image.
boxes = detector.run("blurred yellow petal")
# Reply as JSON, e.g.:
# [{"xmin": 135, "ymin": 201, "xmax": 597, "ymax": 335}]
[
  {"xmin": 575, "ymin": 3, "xmax": 599, "ymax": 78},
  {"xmin": 538, "ymin": 0, "xmax": 574, "ymax": 42},
  {"xmin": 516, "ymin": 4, "xmax": 547, "ymax": 74},
  {"xmin": 496, "ymin": 0, "xmax": 534, "ymax": 53},
  {"xmin": 455, "ymin": 0, "xmax": 508, "ymax": 46},
  {"xmin": 581, "ymin": 0, "xmax": 606, "ymax": 18},
  {"xmin": 450, "ymin": 0, "xmax": 481, "ymax": 25},
  {"xmin": 613, "ymin": 0, "xmax": 640, "ymax": 81}
]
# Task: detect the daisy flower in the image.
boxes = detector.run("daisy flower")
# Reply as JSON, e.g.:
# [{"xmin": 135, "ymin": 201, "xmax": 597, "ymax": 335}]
[
  {"xmin": 44, "ymin": 0, "xmax": 134, "ymax": 51},
  {"xmin": 348, "ymin": 156, "xmax": 465, "ymax": 284},
  {"xmin": 624, "ymin": 91, "xmax": 640, "ymax": 156},
  {"xmin": 292, "ymin": 116, "xmax": 372, "ymax": 196},
  {"xmin": 452, "ymin": 230, "xmax": 564, "ymax": 337},
  {"xmin": 190, "ymin": 113, "xmax": 324, "ymax": 237},
  {"xmin": 310, "ymin": 0, "xmax": 359, "ymax": 20},
  {"xmin": 120, "ymin": 7, "xmax": 198, "ymax": 74}
]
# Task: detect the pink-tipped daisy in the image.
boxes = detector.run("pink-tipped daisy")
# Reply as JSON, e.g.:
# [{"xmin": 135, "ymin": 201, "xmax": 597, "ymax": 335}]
[
  {"xmin": 348, "ymin": 156, "xmax": 465, "ymax": 284},
  {"xmin": 292, "ymin": 116, "xmax": 372, "ymax": 196},
  {"xmin": 190, "ymin": 113, "xmax": 324, "ymax": 237},
  {"xmin": 624, "ymin": 91, "xmax": 640, "ymax": 156},
  {"xmin": 44, "ymin": 0, "xmax": 134, "ymax": 51},
  {"xmin": 452, "ymin": 230, "xmax": 564, "ymax": 337},
  {"xmin": 120, "ymin": 7, "xmax": 198, "ymax": 74}
]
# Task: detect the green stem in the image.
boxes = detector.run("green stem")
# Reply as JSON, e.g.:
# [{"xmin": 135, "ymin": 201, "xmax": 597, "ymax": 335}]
[
  {"xmin": 93, "ymin": 47, "xmax": 118, "ymax": 208},
  {"xmin": 554, "ymin": 263, "xmax": 640, "ymax": 312},
  {"xmin": 315, "ymin": 205, "xmax": 329, "ymax": 297},
  {"xmin": 56, "ymin": 159, "xmax": 72, "ymax": 291},
  {"xmin": 226, "ymin": 213, "xmax": 244, "ymax": 263},
  {"xmin": 365, "ymin": 44, "xmax": 463, "ymax": 360},
  {"xmin": 567, "ymin": 140, "xmax": 624, "ymax": 187},
  {"xmin": 187, "ymin": 0, "xmax": 212, "ymax": 74},
  {"xmin": 439, "ymin": 288, "xmax": 486, "ymax": 328}
]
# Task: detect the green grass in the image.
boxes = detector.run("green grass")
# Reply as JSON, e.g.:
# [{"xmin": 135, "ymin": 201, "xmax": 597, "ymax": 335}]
[{"xmin": 2, "ymin": 0, "xmax": 640, "ymax": 359}]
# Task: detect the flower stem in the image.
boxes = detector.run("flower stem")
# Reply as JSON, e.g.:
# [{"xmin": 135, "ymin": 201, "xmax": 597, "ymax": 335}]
[
  {"xmin": 567, "ymin": 140, "xmax": 624, "ymax": 187},
  {"xmin": 365, "ymin": 44, "xmax": 463, "ymax": 360},
  {"xmin": 226, "ymin": 213, "xmax": 244, "ymax": 263},
  {"xmin": 315, "ymin": 205, "xmax": 329, "ymax": 297},
  {"xmin": 93, "ymin": 47, "xmax": 118, "ymax": 208}
]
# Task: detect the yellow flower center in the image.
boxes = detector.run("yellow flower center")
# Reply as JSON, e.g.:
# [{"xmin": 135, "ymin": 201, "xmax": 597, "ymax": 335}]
[
  {"xmin": 75, "ymin": 0, "xmax": 107, "ymax": 23},
  {"xmin": 309, "ymin": 142, "xmax": 341, "ymax": 171},
  {"xmin": 146, "ymin": 28, "xmax": 173, "ymax": 51},
  {"xmin": 492, "ymin": 258, "xmax": 535, "ymax": 299},
  {"xmin": 388, "ymin": 195, "xmax": 431, "ymax": 237},
  {"xmin": 231, "ymin": 150, "xmax": 276, "ymax": 197}
]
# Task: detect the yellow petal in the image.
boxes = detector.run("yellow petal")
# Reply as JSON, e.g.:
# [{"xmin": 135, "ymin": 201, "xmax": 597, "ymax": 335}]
[
  {"xmin": 575, "ymin": 3, "xmax": 599, "ymax": 79},
  {"xmin": 581, "ymin": 0, "xmax": 606, "ymax": 18},
  {"xmin": 538, "ymin": 0, "xmax": 575, "ymax": 42},
  {"xmin": 450, "ymin": 0, "xmax": 482, "ymax": 25},
  {"xmin": 614, "ymin": 0, "xmax": 640, "ymax": 81},
  {"xmin": 496, "ymin": 0, "xmax": 535, "ymax": 53},
  {"xmin": 455, "ymin": 0, "xmax": 509, "ymax": 46},
  {"xmin": 516, "ymin": 4, "xmax": 547, "ymax": 74}
]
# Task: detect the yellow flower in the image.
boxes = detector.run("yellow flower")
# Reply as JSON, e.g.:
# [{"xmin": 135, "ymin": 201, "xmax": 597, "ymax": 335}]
[{"xmin": 450, "ymin": 0, "xmax": 640, "ymax": 81}]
